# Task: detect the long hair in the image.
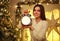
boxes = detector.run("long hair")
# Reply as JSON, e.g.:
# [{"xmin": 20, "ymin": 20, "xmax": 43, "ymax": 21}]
[{"xmin": 33, "ymin": 4, "xmax": 46, "ymax": 20}]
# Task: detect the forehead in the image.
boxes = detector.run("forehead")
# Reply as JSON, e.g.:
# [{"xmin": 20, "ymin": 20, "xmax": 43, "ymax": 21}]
[{"xmin": 34, "ymin": 6, "xmax": 40, "ymax": 10}]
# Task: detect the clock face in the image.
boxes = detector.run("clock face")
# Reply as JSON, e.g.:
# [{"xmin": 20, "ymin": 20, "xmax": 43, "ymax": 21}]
[{"xmin": 21, "ymin": 16, "xmax": 31, "ymax": 25}]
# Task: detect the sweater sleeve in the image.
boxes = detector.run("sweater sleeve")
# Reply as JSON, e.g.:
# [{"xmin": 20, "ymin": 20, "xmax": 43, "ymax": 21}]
[{"xmin": 41, "ymin": 21, "xmax": 48, "ymax": 38}]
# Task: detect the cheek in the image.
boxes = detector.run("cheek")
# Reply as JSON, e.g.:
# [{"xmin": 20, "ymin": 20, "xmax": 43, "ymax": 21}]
[{"xmin": 33, "ymin": 12, "xmax": 40, "ymax": 17}]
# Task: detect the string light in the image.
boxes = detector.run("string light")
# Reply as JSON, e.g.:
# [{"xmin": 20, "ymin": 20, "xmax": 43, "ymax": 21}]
[
  {"xmin": 15, "ymin": 5, "xmax": 18, "ymax": 8},
  {"xmin": 0, "ymin": 2, "xmax": 3, "ymax": 4},
  {"xmin": 1, "ymin": 8, "xmax": 4, "ymax": 11},
  {"xmin": 20, "ymin": 5, "xmax": 23, "ymax": 8},
  {"xmin": 38, "ymin": 2, "xmax": 42, "ymax": 4},
  {"xmin": 47, "ymin": 3, "xmax": 49, "ymax": 5}
]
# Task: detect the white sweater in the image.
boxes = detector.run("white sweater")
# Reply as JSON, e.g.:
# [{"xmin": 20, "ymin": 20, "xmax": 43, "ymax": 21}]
[{"xmin": 31, "ymin": 19, "xmax": 48, "ymax": 41}]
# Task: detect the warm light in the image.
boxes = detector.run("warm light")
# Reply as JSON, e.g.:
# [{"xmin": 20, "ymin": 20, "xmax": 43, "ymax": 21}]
[
  {"xmin": 15, "ymin": 28, "xmax": 19, "ymax": 31},
  {"xmin": 47, "ymin": 29, "xmax": 59, "ymax": 41},
  {"xmin": 1, "ymin": 8, "xmax": 3, "ymax": 11},
  {"xmin": 0, "ymin": 12, "xmax": 3, "ymax": 15},
  {"xmin": 38, "ymin": 3, "xmax": 42, "ymax": 4},
  {"xmin": 45, "ymin": 11, "xmax": 52, "ymax": 20},
  {"xmin": 4, "ymin": 9, "xmax": 7, "ymax": 11},
  {"xmin": 47, "ymin": 3, "xmax": 49, "ymax": 5},
  {"xmin": 0, "ymin": 2, "xmax": 3, "ymax": 4},
  {"xmin": 20, "ymin": 5, "xmax": 23, "ymax": 8},
  {"xmin": 53, "ymin": 9, "xmax": 59, "ymax": 19},
  {"xmin": 22, "ymin": 28, "xmax": 31, "ymax": 41},
  {"xmin": 45, "ymin": 10, "xmax": 59, "ymax": 41},
  {"xmin": 29, "ymin": 9, "xmax": 35, "ymax": 18},
  {"xmin": 15, "ymin": 5, "xmax": 18, "ymax": 8}
]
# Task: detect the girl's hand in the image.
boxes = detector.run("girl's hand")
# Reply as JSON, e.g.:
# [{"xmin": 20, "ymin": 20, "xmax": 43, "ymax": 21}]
[
  {"xmin": 22, "ymin": 25, "xmax": 34, "ymax": 31},
  {"xmin": 28, "ymin": 26, "xmax": 34, "ymax": 31}
]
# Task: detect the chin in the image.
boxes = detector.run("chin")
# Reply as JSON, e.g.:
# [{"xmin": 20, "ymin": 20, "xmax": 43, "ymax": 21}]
[{"xmin": 35, "ymin": 16, "xmax": 37, "ymax": 18}]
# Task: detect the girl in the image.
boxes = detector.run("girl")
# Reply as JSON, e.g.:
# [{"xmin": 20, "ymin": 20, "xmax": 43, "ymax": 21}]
[{"xmin": 31, "ymin": 4, "xmax": 48, "ymax": 41}]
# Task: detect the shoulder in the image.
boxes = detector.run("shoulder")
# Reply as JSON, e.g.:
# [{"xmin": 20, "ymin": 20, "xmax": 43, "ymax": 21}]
[
  {"xmin": 42, "ymin": 20, "xmax": 48, "ymax": 25},
  {"xmin": 42, "ymin": 20, "xmax": 48, "ymax": 28},
  {"xmin": 42, "ymin": 20, "xmax": 48, "ymax": 23},
  {"xmin": 31, "ymin": 18, "xmax": 35, "ymax": 21},
  {"xmin": 31, "ymin": 18, "xmax": 35, "ymax": 20}
]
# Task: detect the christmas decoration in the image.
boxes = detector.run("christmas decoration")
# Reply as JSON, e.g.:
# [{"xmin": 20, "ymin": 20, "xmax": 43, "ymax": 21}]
[
  {"xmin": 0, "ymin": 0, "xmax": 19, "ymax": 41},
  {"xmin": 15, "ymin": 2, "xmax": 22, "ymax": 41},
  {"xmin": 47, "ymin": 12, "xmax": 60, "ymax": 37},
  {"xmin": 15, "ymin": 2, "xmax": 22, "ymax": 25}
]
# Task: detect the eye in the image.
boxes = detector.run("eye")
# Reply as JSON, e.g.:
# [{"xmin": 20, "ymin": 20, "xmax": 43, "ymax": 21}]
[
  {"xmin": 34, "ymin": 9, "xmax": 40, "ymax": 12},
  {"xmin": 37, "ymin": 10, "xmax": 40, "ymax": 12}
]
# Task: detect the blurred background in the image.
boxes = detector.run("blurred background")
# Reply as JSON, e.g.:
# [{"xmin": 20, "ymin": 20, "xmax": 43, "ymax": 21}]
[{"xmin": 0, "ymin": 0, "xmax": 60, "ymax": 41}]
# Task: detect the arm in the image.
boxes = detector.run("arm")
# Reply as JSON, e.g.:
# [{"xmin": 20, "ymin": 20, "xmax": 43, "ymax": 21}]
[
  {"xmin": 28, "ymin": 26, "xmax": 34, "ymax": 31},
  {"xmin": 36, "ymin": 21, "xmax": 48, "ymax": 40},
  {"xmin": 41, "ymin": 21, "xmax": 48, "ymax": 38}
]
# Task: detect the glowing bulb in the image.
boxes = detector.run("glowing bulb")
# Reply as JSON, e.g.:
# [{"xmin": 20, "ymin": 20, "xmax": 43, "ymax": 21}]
[
  {"xmin": 4, "ymin": 9, "xmax": 7, "ymax": 11},
  {"xmin": 47, "ymin": 3, "xmax": 49, "ymax": 5},
  {"xmin": 38, "ymin": 3, "xmax": 42, "ymax": 4},
  {"xmin": 1, "ymin": 8, "xmax": 3, "ymax": 11},
  {"xmin": 20, "ymin": 5, "xmax": 23, "ymax": 8},
  {"xmin": 0, "ymin": 12, "xmax": 3, "ymax": 15},
  {"xmin": 15, "ymin": 5, "xmax": 18, "ymax": 8},
  {"xmin": 1, "ymin": 2, "xmax": 3, "ymax": 4}
]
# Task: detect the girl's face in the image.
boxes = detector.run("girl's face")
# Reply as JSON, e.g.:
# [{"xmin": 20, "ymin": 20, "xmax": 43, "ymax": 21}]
[{"xmin": 33, "ymin": 6, "xmax": 41, "ymax": 18}]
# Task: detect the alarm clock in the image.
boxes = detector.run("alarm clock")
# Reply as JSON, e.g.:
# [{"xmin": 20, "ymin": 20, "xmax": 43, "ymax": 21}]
[{"xmin": 21, "ymin": 16, "xmax": 31, "ymax": 26}]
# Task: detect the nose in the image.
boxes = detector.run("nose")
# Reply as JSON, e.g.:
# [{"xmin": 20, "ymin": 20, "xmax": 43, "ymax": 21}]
[{"xmin": 34, "ymin": 10, "xmax": 38, "ymax": 14}]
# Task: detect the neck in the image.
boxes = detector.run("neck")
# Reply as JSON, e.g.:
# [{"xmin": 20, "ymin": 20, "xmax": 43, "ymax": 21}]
[{"xmin": 35, "ymin": 18, "xmax": 41, "ymax": 23}]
